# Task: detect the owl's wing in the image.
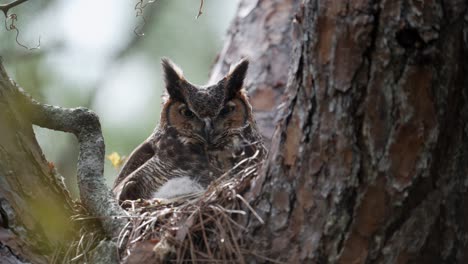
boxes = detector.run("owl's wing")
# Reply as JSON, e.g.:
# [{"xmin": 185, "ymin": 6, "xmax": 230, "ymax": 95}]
[
  {"xmin": 112, "ymin": 140, "xmax": 155, "ymax": 189},
  {"xmin": 113, "ymin": 156, "xmax": 168, "ymax": 201}
]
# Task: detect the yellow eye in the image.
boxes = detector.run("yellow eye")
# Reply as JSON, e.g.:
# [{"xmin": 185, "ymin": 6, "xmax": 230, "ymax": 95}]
[{"xmin": 180, "ymin": 108, "xmax": 194, "ymax": 118}]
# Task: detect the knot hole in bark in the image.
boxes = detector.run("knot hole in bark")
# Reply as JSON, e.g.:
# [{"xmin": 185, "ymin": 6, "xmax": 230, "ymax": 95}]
[{"xmin": 395, "ymin": 27, "xmax": 426, "ymax": 50}]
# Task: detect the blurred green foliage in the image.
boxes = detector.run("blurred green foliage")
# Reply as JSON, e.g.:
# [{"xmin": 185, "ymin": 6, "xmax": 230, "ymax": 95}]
[{"xmin": 1, "ymin": 0, "xmax": 238, "ymax": 197}]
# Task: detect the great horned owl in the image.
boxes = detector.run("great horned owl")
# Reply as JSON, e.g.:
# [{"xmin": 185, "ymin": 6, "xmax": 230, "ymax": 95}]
[{"xmin": 112, "ymin": 58, "xmax": 266, "ymax": 201}]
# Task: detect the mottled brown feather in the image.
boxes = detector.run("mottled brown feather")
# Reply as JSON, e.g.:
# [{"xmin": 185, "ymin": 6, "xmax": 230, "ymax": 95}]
[{"xmin": 112, "ymin": 58, "xmax": 266, "ymax": 202}]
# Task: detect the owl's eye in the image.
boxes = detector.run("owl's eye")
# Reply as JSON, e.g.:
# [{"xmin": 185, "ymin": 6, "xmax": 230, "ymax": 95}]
[
  {"xmin": 180, "ymin": 108, "xmax": 194, "ymax": 118},
  {"xmin": 220, "ymin": 104, "xmax": 235, "ymax": 116}
]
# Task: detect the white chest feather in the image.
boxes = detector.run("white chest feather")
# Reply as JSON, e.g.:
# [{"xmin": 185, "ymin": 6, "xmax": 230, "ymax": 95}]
[{"xmin": 152, "ymin": 176, "xmax": 204, "ymax": 199}]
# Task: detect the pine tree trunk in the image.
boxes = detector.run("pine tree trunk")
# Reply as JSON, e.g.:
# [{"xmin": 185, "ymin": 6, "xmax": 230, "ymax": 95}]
[
  {"xmin": 210, "ymin": 0, "xmax": 300, "ymax": 147},
  {"xmin": 228, "ymin": 0, "xmax": 468, "ymax": 263}
]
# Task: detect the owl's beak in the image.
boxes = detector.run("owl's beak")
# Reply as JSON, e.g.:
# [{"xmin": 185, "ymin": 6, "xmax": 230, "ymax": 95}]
[{"xmin": 203, "ymin": 118, "xmax": 213, "ymax": 142}]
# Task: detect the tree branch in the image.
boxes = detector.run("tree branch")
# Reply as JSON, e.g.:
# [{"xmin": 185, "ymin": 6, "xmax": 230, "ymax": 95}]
[
  {"xmin": 0, "ymin": 59, "xmax": 128, "ymax": 240},
  {"xmin": 196, "ymin": 0, "xmax": 204, "ymax": 19},
  {"xmin": 22, "ymin": 98, "xmax": 128, "ymax": 239},
  {"xmin": 0, "ymin": 0, "xmax": 29, "ymax": 16}
]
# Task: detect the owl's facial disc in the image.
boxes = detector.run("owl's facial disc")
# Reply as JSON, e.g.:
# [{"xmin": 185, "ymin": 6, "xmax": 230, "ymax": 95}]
[{"xmin": 162, "ymin": 57, "xmax": 251, "ymax": 146}]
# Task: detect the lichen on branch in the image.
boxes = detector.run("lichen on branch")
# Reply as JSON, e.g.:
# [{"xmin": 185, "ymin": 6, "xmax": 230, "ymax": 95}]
[{"xmin": 0, "ymin": 59, "xmax": 128, "ymax": 240}]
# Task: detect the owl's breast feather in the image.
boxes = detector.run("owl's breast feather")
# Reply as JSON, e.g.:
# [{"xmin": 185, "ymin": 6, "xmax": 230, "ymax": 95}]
[{"xmin": 152, "ymin": 176, "xmax": 204, "ymax": 199}]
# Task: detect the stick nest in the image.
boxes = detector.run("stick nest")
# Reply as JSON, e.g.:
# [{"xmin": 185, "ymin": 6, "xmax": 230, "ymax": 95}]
[{"xmin": 117, "ymin": 156, "xmax": 267, "ymax": 263}]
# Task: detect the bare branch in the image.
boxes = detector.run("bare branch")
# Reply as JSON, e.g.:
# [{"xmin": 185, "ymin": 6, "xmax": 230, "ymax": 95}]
[
  {"xmin": 1, "ymin": 0, "xmax": 41, "ymax": 50},
  {"xmin": 0, "ymin": 60, "xmax": 128, "ymax": 240},
  {"xmin": 0, "ymin": 0, "xmax": 29, "ymax": 16},
  {"xmin": 196, "ymin": 0, "xmax": 204, "ymax": 19},
  {"xmin": 21, "ymin": 98, "xmax": 128, "ymax": 239},
  {"xmin": 133, "ymin": 0, "xmax": 156, "ymax": 36}
]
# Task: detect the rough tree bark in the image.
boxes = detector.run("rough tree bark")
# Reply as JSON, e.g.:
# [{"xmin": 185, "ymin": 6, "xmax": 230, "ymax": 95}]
[
  {"xmin": 1, "ymin": 0, "xmax": 468, "ymax": 263},
  {"xmin": 210, "ymin": 0, "xmax": 300, "ymax": 147},
  {"xmin": 0, "ymin": 62, "xmax": 75, "ymax": 264},
  {"xmin": 0, "ymin": 60, "xmax": 126, "ymax": 263},
  {"xmin": 225, "ymin": 0, "xmax": 468, "ymax": 263}
]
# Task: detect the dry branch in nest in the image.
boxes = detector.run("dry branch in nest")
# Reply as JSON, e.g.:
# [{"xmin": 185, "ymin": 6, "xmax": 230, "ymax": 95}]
[{"xmin": 114, "ymin": 153, "xmax": 272, "ymax": 263}]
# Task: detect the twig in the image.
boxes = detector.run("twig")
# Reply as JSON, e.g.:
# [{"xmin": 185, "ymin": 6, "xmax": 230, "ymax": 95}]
[
  {"xmin": 187, "ymin": 231, "xmax": 197, "ymax": 263},
  {"xmin": 196, "ymin": 0, "xmax": 204, "ymax": 19},
  {"xmin": 225, "ymin": 216, "xmax": 245, "ymax": 264},
  {"xmin": 0, "ymin": 0, "xmax": 28, "ymax": 16},
  {"xmin": 133, "ymin": 0, "xmax": 156, "ymax": 36},
  {"xmin": 198, "ymin": 210, "xmax": 213, "ymax": 258},
  {"xmin": 4, "ymin": 12, "xmax": 41, "ymax": 50},
  {"xmin": 236, "ymin": 194, "xmax": 264, "ymax": 224}
]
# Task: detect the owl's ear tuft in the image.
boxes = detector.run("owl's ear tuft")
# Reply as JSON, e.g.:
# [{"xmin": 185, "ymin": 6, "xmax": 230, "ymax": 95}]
[
  {"xmin": 225, "ymin": 58, "xmax": 249, "ymax": 99},
  {"xmin": 161, "ymin": 58, "xmax": 186, "ymax": 101}
]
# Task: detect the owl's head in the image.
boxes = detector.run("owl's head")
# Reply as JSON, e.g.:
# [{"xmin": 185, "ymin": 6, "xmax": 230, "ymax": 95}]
[{"xmin": 159, "ymin": 58, "xmax": 253, "ymax": 146}]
